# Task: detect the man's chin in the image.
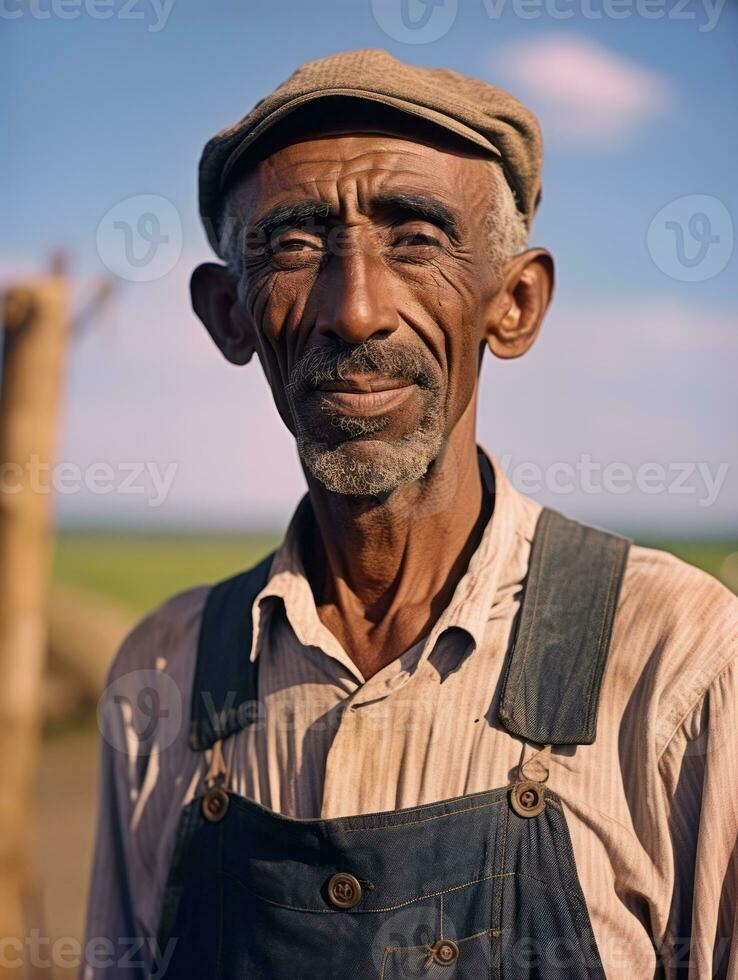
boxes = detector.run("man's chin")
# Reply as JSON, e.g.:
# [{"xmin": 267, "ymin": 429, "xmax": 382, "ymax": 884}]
[{"xmin": 299, "ymin": 433, "xmax": 442, "ymax": 497}]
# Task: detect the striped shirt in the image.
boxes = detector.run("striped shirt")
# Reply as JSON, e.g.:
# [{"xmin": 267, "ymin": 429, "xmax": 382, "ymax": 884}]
[{"xmin": 84, "ymin": 455, "xmax": 738, "ymax": 979}]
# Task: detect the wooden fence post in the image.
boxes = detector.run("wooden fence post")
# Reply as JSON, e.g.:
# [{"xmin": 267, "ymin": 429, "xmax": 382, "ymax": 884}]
[{"xmin": 0, "ymin": 275, "xmax": 70, "ymax": 976}]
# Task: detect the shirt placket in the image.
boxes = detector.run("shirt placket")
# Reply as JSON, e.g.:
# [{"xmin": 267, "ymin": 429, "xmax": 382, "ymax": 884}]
[{"xmin": 320, "ymin": 650, "xmax": 426, "ymax": 816}]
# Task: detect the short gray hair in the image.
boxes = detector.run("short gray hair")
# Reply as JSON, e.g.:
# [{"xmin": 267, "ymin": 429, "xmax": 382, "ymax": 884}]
[
  {"xmin": 485, "ymin": 161, "xmax": 529, "ymax": 273},
  {"xmin": 219, "ymin": 160, "xmax": 528, "ymax": 279}
]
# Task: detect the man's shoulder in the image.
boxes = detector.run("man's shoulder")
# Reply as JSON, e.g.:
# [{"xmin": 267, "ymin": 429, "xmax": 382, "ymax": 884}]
[
  {"xmin": 107, "ymin": 584, "xmax": 211, "ymax": 684},
  {"xmin": 622, "ymin": 543, "xmax": 738, "ymax": 630},
  {"xmin": 615, "ymin": 543, "xmax": 737, "ymax": 747}
]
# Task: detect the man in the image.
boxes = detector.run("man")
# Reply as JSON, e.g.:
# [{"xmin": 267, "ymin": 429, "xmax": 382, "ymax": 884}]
[{"xmin": 84, "ymin": 49, "xmax": 737, "ymax": 979}]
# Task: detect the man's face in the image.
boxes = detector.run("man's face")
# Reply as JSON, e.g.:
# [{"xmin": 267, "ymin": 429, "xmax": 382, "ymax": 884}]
[{"xmin": 220, "ymin": 132, "xmax": 506, "ymax": 496}]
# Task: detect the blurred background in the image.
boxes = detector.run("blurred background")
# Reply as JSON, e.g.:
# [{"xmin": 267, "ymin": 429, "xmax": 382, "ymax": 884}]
[{"xmin": 2, "ymin": 0, "xmax": 737, "ymax": 974}]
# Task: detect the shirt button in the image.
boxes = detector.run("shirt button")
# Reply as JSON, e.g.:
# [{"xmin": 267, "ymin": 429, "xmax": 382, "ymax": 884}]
[
  {"xmin": 326, "ymin": 872, "xmax": 363, "ymax": 909},
  {"xmin": 201, "ymin": 786, "xmax": 230, "ymax": 822},
  {"xmin": 431, "ymin": 939, "xmax": 459, "ymax": 966}
]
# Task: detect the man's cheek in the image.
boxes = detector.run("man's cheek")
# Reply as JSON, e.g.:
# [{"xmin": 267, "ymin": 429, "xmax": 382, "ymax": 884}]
[
  {"xmin": 444, "ymin": 329, "xmax": 481, "ymax": 409},
  {"xmin": 259, "ymin": 349, "xmax": 299, "ymax": 434},
  {"xmin": 410, "ymin": 267, "xmax": 472, "ymax": 333},
  {"xmin": 247, "ymin": 285, "xmax": 298, "ymax": 372},
  {"xmin": 246, "ymin": 268, "xmax": 301, "ymax": 326},
  {"xmin": 256, "ymin": 275, "xmax": 315, "ymax": 350}
]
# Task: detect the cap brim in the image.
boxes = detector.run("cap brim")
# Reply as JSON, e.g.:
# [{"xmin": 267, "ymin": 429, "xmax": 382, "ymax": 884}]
[{"xmin": 220, "ymin": 88, "xmax": 502, "ymax": 190}]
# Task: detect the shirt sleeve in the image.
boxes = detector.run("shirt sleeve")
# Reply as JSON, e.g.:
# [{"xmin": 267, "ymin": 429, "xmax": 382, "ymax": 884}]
[
  {"xmin": 80, "ymin": 717, "xmax": 147, "ymax": 980},
  {"xmin": 659, "ymin": 657, "xmax": 738, "ymax": 979},
  {"xmin": 80, "ymin": 585, "xmax": 208, "ymax": 980}
]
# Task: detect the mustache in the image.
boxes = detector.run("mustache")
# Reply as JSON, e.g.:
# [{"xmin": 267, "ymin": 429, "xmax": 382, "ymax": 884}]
[{"xmin": 287, "ymin": 339, "xmax": 439, "ymax": 393}]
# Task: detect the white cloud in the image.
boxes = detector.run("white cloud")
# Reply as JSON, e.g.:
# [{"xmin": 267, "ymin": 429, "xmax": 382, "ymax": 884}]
[{"xmin": 495, "ymin": 34, "xmax": 673, "ymax": 150}]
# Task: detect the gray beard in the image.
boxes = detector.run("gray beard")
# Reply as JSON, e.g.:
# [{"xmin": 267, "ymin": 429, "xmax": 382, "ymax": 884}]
[
  {"xmin": 287, "ymin": 340, "xmax": 445, "ymax": 497},
  {"xmin": 298, "ymin": 412, "xmax": 444, "ymax": 496}
]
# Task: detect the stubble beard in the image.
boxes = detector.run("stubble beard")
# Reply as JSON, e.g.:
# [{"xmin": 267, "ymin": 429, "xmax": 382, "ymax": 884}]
[{"xmin": 286, "ymin": 340, "xmax": 445, "ymax": 497}]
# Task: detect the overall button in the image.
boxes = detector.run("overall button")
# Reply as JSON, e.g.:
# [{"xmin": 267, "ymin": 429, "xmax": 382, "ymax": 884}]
[
  {"xmin": 431, "ymin": 939, "xmax": 459, "ymax": 966},
  {"xmin": 327, "ymin": 872, "xmax": 362, "ymax": 909},
  {"xmin": 510, "ymin": 780, "xmax": 545, "ymax": 818},
  {"xmin": 201, "ymin": 786, "xmax": 230, "ymax": 822}
]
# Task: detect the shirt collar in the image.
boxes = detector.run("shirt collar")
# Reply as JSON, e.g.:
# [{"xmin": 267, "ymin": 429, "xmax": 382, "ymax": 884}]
[
  {"xmin": 249, "ymin": 494, "xmax": 355, "ymax": 672},
  {"xmin": 249, "ymin": 450, "xmax": 541, "ymax": 672},
  {"xmin": 420, "ymin": 450, "xmax": 540, "ymax": 657}
]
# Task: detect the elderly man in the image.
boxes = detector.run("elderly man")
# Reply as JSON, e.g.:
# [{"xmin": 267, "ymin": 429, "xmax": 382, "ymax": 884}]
[{"xmin": 84, "ymin": 50, "xmax": 737, "ymax": 979}]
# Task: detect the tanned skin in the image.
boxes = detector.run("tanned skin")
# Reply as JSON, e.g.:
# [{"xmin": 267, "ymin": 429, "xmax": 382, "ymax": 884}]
[{"xmin": 191, "ymin": 120, "xmax": 554, "ymax": 680}]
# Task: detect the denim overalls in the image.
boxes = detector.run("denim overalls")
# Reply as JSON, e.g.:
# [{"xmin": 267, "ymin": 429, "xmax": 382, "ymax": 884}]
[{"xmin": 156, "ymin": 508, "xmax": 630, "ymax": 979}]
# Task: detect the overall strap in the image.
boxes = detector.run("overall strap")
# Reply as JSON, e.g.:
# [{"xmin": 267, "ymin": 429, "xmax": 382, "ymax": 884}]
[
  {"xmin": 498, "ymin": 508, "xmax": 631, "ymax": 746},
  {"xmin": 189, "ymin": 553, "xmax": 274, "ymax": 752}
]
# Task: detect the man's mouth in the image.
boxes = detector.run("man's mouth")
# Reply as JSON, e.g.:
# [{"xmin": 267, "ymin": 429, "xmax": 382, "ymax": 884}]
[{"xmin": 314, "ymin": 374, "xmax": 417, "ymax": 417}]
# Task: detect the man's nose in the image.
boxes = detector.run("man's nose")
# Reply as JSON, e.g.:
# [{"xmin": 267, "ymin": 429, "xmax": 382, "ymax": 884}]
[{"xmin": 315, "ymin": 246, "xmax": 399, "ymax": 345}]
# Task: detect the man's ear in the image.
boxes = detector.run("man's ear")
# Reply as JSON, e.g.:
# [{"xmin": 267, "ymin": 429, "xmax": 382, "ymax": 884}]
[
  {"xmin": 190, "ymin": 262, "xmax": 257, "ymax": 365},
  {"xmin": 484, "ymin": 248, "xmax": 554, "ymax": 359}
]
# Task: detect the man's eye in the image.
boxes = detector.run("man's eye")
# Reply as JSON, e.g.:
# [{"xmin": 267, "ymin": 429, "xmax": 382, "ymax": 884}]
[
  {"xmin": 273, "ymin": 235, "xmax": 322, "ymax": 254},
  {"xmin": 394, "ymin": 232, "xmax": 442, "ymax": 248}
]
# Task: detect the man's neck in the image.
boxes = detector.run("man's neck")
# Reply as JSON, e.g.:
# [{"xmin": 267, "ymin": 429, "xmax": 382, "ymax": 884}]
[{"xmin": 302, "ymin": 410, "xmax": 493, "ymax": 679}]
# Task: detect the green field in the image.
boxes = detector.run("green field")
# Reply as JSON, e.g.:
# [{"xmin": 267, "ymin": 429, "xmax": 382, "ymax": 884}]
[
  {"xmin": 53, "ymin": 532, "xmax": 280, "ymax": 613},
  {"xmin": 53, "ymin": 532, "xmax": 738, "ymax": 614}
]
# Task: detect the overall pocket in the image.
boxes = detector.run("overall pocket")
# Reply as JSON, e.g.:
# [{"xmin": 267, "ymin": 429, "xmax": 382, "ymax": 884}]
[
  {"xmin": 373, "ymin": 893, "xmax": 500, "ymax": 980},
  {"xmin": 380, "ymin": 929, "xmax": 495, "ymax": 980}
]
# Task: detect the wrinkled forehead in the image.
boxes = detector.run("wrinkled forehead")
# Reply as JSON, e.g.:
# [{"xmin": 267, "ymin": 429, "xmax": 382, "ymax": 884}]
[{"xmin": 227, "ymin": 130, "xmax": 495, "ymax": 223}]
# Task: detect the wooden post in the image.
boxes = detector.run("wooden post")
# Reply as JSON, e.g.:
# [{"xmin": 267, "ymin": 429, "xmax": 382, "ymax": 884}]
[{"xmin": 0, "ymin": 275, "xmax": 69, "ymax": 976}]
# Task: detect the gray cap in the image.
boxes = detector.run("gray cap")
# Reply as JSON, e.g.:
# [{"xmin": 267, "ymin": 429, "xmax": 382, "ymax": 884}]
[{"xmin": 199, "ymin": 48, "xmax": 543, "ymax": 256}]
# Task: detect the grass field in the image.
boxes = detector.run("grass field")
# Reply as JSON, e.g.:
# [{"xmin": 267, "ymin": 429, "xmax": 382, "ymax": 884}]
[
  {"xmin": 53, "ymin": 532, "xmax": 281, "ymax": 613},
  {"xmin": 53, "ymin": 531, "xmax": 738, "ymax": 614}
]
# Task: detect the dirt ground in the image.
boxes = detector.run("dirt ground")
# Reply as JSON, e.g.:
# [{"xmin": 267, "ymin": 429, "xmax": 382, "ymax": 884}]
[{"xmin": 34, "ymin": 725, "xmax": 99, "ymax": 978}]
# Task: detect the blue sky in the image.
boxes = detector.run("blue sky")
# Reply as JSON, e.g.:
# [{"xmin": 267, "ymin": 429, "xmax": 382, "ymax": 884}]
[{"xmin": 3, "ymin": 0, "xmax": 737, "ymax": 532}]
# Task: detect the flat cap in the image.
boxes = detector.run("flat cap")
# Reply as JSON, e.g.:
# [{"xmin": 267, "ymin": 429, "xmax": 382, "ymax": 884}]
[{"xmin": 199, "ymin": 48, "xmax": 542, "ymax": 256}]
